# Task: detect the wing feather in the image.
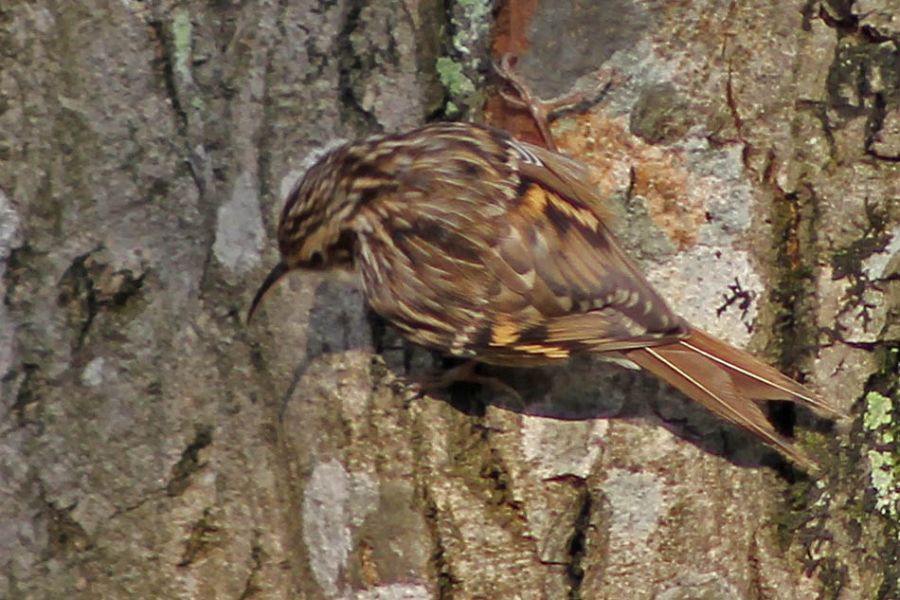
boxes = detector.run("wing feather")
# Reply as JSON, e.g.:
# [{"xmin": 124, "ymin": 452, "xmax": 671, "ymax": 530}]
[{"xmin": 355, "ymin": 124, "xmax": 688, "ymax": 364}]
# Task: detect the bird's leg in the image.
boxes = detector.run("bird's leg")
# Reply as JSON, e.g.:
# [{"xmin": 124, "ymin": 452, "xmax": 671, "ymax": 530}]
[
  {"xmin": 493, "ymin": 53, "xmax": 623, "ymax": 151},
  {"xmin": 494, "ymin": 54, "xmax": 579, "ymax": 151},
  {"xmin": 405, "ymin": 359, "xmax": 522, "ymax": 402}
]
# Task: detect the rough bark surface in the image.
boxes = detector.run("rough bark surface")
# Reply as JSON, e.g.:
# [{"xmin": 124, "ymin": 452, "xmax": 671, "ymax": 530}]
[{"xmin": 1, "ymin": 1, "xmax": 898, "ymax": 599}]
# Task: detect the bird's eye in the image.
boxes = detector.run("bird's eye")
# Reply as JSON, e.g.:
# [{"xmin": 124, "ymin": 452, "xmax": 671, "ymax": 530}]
[{"xmin": 308, "ymin": 250, "xmax": 325, "ymax": 268}]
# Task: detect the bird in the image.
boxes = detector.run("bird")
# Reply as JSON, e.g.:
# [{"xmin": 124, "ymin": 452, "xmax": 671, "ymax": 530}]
[{"xmin": 247, "ymin": 119, "xmax": 845, "ymax": 471}]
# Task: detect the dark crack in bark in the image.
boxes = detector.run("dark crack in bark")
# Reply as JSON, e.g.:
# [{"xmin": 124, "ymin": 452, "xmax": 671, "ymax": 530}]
[
  {"xmin": 336, "ymin": 0, "xmax": 380, "ymax": 131},
  {"xmin": 566, "ymin": 485, "xmax": 591, "ymax": 600},
  {"xmin": 767, "ymin": 185, "xmax": 821, "ymax": 456},
  {"xmin": 237, "ymin": 532, "xmax": 265, "ymax": 600},
  {"xmin": 178, "ymin": 507, "xmax": 224, "ymax": 567},
  {"xmin": 828, "ymin": 199, "xmax": 896, "ymax": 335},
  {"xmin": 147, "ymin": 17, "xmax": 189, "ymax": 136},
  {"xmin": 167, "ymin": 425, "xmax": 214, "ymax": 497},
  {"xmin": 420, "ymin": 484, "xmax": 456, "ymax": 600},
  {"xmin": 44, "ymin": 499, "xmax": 91, "ymax": 559},
  {"xmin": 56, "ymin": 247, "xmax": 146, "ymax": 351}
]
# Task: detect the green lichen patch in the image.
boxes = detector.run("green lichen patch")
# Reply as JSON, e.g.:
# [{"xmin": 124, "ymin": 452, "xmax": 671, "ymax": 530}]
[
  {"xmin": 171, "ymin": 10, "xmax": 193, "ymax": 84},
  {"xmin": 864, "ymin": 389, "xmax": 900, "ymax": 527},
  {"xmin": 865, "ymin": 391, "xmax": 894, "ymax": 432},
  {"xmin": 435, "ymin": 0, "xmax": 492, "ymax": 118},
  {"xmin": 436, "ymin": 57, "xmax": 476, "ymax": 99},
  {"xmin": 451, "ymin": 0, "xmax": 491, "ymax": 56}
]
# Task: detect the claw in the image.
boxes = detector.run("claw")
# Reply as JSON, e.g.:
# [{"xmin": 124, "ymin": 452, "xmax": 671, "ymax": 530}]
[
  {"xmin": 494, "ymin": 52, "xmax": 625, "ymax": 151},
  {"xmin": 494, "ymin": 54, "xmax": 562, "ymax": 150},
  {"xmin": 405, "ymin": 360, "xmax": 522, "ymax": 402}
]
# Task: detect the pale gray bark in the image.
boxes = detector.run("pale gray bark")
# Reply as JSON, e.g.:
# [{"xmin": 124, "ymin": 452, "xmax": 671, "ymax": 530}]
[{"xmin": 1, "ymin": 1, "xmax": 898, "ymax": 599}]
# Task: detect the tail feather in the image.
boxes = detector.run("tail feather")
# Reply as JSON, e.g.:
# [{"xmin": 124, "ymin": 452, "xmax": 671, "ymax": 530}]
[
  {"xmin": 623, "ymin": 328, "xmax": 845, "ymax": 471},
  {"xmin": 679, "ymin": 329, "xmax": 845, "ymax": 418}
]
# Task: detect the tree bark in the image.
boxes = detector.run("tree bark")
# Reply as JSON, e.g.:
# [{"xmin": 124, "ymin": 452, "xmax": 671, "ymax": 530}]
[{"xmin": 1, "ymin": 1, "xmax": 898, "ymax": 599}]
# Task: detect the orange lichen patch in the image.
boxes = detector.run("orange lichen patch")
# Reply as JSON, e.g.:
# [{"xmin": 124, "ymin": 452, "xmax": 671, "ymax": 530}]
[
  {"xmin": 554, "ymin": 114, "xmax": 637, "ymax": 200},
  {"xmin": 558, "ymin": 112, "xmax": 708, "ymax": 250},
  {"xmin": 633, "ymin": 153, "xmax": 707, "ymax": 249}
]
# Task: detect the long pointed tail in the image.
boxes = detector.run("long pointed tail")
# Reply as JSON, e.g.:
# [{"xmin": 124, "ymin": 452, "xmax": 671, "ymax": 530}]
[{"xmin": 623, "ymin": 328, "xmax": 846, "ymax": 471}]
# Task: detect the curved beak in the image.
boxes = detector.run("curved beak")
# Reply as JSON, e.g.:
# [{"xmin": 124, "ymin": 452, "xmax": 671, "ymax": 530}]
[{"xmin": 247, "ymin": 261, "xmax": 290, "ymax": 324}]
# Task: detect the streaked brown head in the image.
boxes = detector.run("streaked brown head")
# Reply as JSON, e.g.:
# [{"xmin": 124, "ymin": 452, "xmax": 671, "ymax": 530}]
[{"xmin": 246, "ymin": 142, "xmax": 366, "ymax": 323}]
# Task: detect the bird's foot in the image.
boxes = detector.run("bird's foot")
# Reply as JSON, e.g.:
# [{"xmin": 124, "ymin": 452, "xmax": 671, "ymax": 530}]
[
  {"xmin": 400, "ymin": 360, "xmax": 522, "ymax": 403},
  {"xmin": 493, "ymin": 53, "xmax": 625, "ymax": 151}
]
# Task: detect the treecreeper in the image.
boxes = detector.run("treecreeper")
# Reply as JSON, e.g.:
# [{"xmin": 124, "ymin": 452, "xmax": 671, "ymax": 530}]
[{"xmin": 248, "ymin": 60, "xmax": 847, "ymax": 471}]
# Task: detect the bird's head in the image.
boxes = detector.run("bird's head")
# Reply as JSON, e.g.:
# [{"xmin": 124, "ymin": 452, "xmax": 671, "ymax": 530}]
[{"xmin": 247, "ymin": 144, "xmax": 361, "ymax": 322}]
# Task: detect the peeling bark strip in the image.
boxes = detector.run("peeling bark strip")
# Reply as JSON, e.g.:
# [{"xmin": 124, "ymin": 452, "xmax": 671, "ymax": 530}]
[{"xmin": 0, "ymin": 1, "xmax": 896, "ymax": 598}]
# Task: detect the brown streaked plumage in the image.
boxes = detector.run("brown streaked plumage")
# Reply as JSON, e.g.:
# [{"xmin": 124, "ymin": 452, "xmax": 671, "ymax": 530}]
[{"xmin": 248, "ymin": 121, "xmax": 845, "ymax": 471}]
